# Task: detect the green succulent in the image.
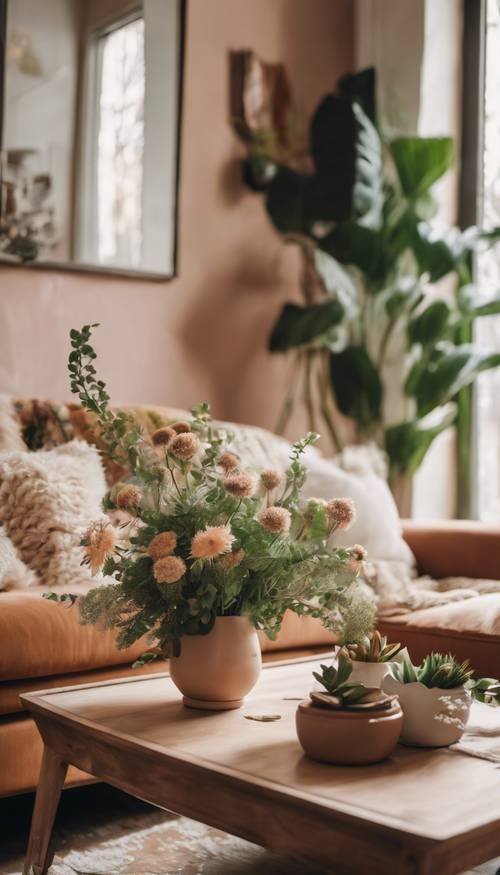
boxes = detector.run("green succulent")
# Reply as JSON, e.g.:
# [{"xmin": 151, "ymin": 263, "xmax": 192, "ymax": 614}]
[
  {"xmin": 343, "ymin": 630, "xmax": 401, "ymax": 663},
  {"xmin": 312, "ymin": 653, "xmax": 369, "ymax": 705},
  {"xmin": 466, "ymin": 677, "xmax": 500, "ymax": 706},
  {"xmin": 393, "ymin": 652, "xmax": 474, "ymax": 689}
]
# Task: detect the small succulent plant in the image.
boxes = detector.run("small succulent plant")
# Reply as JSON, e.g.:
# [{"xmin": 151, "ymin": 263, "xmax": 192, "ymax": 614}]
[
  {"xmin": 465, "ymin": 677, "xmax": 500, "ymax": 706},
  {"xmin": 312, "ymin": 654, "xmax": 395, "ymax": 711},
  {"xmin": 392, "ymin": 652, "xmax": 474, "ymax": 689},
  {"xmin": 342, "ymin": 630, "xmax": 401, "ymax": 663}
]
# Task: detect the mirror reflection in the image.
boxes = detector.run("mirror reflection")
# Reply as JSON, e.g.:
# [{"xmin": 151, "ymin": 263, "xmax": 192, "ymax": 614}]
[{"xmin": 0, "ymin": 0, "xmax": 183, "ymax": 276}]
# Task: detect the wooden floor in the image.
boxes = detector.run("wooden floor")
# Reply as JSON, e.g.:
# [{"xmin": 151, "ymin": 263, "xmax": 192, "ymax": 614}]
[{"xmin": 0, "ymin": 784, "xmax": 498, "ymax": 875}]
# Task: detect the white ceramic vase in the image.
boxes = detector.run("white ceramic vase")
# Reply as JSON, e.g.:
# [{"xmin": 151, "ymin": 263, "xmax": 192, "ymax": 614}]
[
  {"xmin": 169, "ymin": 615, "xmax": 262, "ymax": 710},
  {"xmin": 349, "ymin": 661, "xmax": 393, "ymax": 688},
  {"xmin": 382, "ymin": 675, "xmax": 471, "ymax": 747}
]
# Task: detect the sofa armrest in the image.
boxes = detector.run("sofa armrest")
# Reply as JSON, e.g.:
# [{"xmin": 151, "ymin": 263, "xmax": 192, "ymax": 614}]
[{"xmin": 402, "ymin": 519, "xmax": 500, "ymax": 580}]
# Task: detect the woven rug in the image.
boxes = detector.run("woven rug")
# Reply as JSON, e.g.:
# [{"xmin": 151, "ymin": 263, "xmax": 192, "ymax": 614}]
[{"xmin": 4, "ymin": 808, "xmax": 325, "ymax": 875}]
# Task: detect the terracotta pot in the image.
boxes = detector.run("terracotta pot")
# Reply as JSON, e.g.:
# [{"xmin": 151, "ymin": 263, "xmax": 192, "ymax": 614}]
[
  {"xmin": 295, "ymin": 700, "xmax": 403, "ymax": 765},
  {"xmin": 349, "ymin": 661, "xmax": 393, "ymax": 688},
  {"xmin": 169, "ymin": 616, "xmax": 262, "ymax": 710},
  {"xmin": 382, "ymin": 675, "xmax": 471, "ymax": 747}
]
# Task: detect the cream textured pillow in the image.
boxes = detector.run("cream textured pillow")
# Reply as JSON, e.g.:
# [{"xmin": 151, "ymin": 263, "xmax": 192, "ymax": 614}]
[
  {"xmin": 0, "ymin": 440, "xmax": 107, "ymax": 588},
  {"xmin": 220, "ymin": 420, "xmax": 414, "ymax": 567},
  {"xmin": 0, "ymin": 526, "xmax": 37, "ymax": 590}
]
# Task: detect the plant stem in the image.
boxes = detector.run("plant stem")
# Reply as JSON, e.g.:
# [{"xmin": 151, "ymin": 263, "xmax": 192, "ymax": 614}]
[
  {"xmin": 318, "ymin": 350, "xmax": 343, "ymax": 453},
  {"xmin": 275, "ymin": 352, "xmax": 301, "ymax": 435},
  {"xmin": 303, "ymin": 350, "xmax": 317, "ymax": 434}
]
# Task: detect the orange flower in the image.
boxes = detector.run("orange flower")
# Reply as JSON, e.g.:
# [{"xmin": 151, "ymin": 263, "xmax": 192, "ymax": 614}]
[
  {"xmin": 191, "ymin": 525, "xmax": 235, "ymax": 560},
  {"xmin": 153, "ymin": 555, "xmax": 186, "ymax": 584},
  {"xmin": 83, "ymin": 520, "xmax": 117, "ymax": 574},
  {"xmin": 219, "ymin": 548, "xmax": 245, "ymax": 570},
  {"xmin": 147, "ymin": 531, "xmax": 177, "ymax": 561}
]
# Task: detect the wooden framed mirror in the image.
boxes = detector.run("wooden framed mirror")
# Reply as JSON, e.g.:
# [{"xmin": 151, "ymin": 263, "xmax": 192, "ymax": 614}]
[{"xmin": 0, "ymin": 0, "xmax": 184, "ymax": 279}]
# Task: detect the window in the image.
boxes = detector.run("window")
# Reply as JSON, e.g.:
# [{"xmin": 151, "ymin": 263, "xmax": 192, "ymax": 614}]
[{"xmin": 475, "ymin": 0, "xmax": 500, "ymax": 521}]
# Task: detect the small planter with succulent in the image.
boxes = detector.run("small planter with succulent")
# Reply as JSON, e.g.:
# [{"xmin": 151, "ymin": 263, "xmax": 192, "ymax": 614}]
[
  {"xmin": 46, "ymin": 324, "xmax": 376, "ymax": 711},
  {"xmin": 383, "ymin": 653, "xmax": 500, "ymax": 747},
  {"xmin": 340, "ymin": 630, "xmax": 403, "ymax": 688},
  {"xmin": 296, "ymin": 654, "xmax": 403, "ymax": 765}
]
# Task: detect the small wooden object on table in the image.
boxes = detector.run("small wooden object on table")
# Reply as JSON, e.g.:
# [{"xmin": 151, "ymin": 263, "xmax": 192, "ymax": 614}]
[{"xmin": 21, "ymin": 655, "xmax": 500, "ymax": 875}]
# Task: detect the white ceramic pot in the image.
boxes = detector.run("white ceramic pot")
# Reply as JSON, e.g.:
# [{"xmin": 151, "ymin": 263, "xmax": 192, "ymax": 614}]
[
  {"xmin": 349, "ymin": 661, "xmax": 393, "ymax": 688},
  {"xmin": 169, "ymin": 615, "xmax": 262, "ymax": 711},
  {"xmin": 382, "ymin": 675, "xmax": 471, "ymax": 747}
]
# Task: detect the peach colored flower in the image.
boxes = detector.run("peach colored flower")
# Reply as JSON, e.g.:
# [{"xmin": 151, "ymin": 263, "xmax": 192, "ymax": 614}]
[
  {"xmin": 218, "ymin": 450, "xmax": 240, "ymax": 473},
  {"xmin": 326, "ymin": 497, "xmax": 356, "ymax": 530},
  {"xmin": 172, "ymin": 421, "xmax": 191, "ymax": 433},
  {"xmin": 260, "ymin": 469, "xmax": 282, "ymax": 491},
  {"xmin": 223, "ymin": 471, "xmax": 256, "ymax": 498},
  {"xmin": 219, "ymin": 548, "xmax": 245, "ymax": 570},
  {"xmin": 152, "ymin": 426, "xmax": 176, "ymax": 446},
  {"xmin": 168, "ymin": 432, "xmax": 199, "ymax": 460},
  {"xmin": 256, "ymin": 506, "xmax": 291, "ymax": 534},
  {"xmin": 115, "ymin": 484, "xmax": 142, "ymax": 510},
  {"xmin": 191, "ymin": 525, "xmax": 235, "ymax": 560},
  {"xmin": 351, "ymin": 543, "xmax": 367, "ymax": 561},
  {"xmin": 153, "ymin": 555, "xmax": 186, "ymax": 584},
  {"xmin": 147, "ymin": 531, "xmax": 177, "ymax": 561},
  {"xmin": 83, "ymin": 520, "xmax": 117, "ymax": 574}
]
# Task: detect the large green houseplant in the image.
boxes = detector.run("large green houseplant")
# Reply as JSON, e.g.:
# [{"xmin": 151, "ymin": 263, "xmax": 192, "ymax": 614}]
[{"xmin": 236, "ymin": 65, "xmax": 500, "ymax": 514}]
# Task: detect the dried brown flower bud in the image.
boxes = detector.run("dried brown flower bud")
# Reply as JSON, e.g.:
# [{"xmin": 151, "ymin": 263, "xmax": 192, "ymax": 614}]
[
  {"xmin": 168, "ymin": 432, "xmax": 200, "ymax": 460},
  {"xmin": 256, "ymin": 506, "xmax": 291, "ymax": 534},
  {"xmin": 326, "ymin": 497, "xmax": 356, "ymax": 530},
  {"xmin": 223, "ymin": 471, "xmax": 257, "ymax": 498},
  {"xmin": 172, "ymin": 421, "xmax": 191, "ymax": 434},
  {"xmin": 190, "ymin": 525, "xmax": 235, "ymax": 560},
  {"xmin": 152, "ymin": 426, "xmax": 176, "ymax": 446},
  {"xmin": 115, "ymin": 484, "xmax": 142, "ymax": 509},
  {"xmin": 218, "ymin": 450, "xmax": 240, "ymax": 473},
  {"xmin": 260, "ymin": 469, "xmax": 282, "ymax": 491}
]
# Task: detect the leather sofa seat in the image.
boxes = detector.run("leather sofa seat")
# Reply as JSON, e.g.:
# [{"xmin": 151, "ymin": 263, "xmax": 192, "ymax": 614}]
[{"xmin": 379, "ymin": 593, "xmax": 500, "ymax": 679}]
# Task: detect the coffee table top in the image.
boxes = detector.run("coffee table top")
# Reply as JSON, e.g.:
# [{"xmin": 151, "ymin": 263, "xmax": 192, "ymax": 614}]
[{"xmin": 22, "ymin": 655, "xmax": 500, "ymax": 848}]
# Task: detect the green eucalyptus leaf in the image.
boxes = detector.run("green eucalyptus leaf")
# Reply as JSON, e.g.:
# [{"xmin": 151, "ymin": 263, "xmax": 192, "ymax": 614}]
[
  {"xmin": 389, "ymin": 137, "xmax": 454, "ymax": 199},
  {"xmin": 330, "ymin": 346, "xmax": 382, "ymax": 426},
  {"xmin": 269, "ymin": 300, "xmax": 344, "ymax": 352}
]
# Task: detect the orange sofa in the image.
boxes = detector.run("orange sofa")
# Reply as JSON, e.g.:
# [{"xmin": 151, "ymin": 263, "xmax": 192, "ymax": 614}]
[{"xmin": 0, "ymin": 400, "xmax": 499, "ymax": 797}]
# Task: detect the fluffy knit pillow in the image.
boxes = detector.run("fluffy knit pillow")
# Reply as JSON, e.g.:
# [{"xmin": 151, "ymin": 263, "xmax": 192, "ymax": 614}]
[
  {"xmin": 0, "ymin": 526, "xmax": 37, "ymax": 590},
  {"xmin": 0, "ymin": 440, "xmax": 106, "ymax": 588}
]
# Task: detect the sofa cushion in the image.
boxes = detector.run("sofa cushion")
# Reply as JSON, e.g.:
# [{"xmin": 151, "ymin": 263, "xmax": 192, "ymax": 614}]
[
  {"xmin": 0, "ymin": 578, "xmax": 336, "ymax": 684},
  {"xmin": 0, "ymin": 583, "xmax": 149, "ymax": 682},
  {"xmin": 378, "ymin": 593, "xmax": 500, "ymax": 678}
]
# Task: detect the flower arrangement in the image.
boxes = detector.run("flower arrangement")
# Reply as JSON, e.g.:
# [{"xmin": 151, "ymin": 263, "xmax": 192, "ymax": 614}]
[{"xmin": 47, "ymin": 324, "xmax": 375, "ymax": 662}]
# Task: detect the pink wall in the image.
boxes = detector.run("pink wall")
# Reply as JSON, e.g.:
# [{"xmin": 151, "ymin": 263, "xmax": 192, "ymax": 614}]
[{"xmin": 0, "ymin": 0, "xmax": 353, "ymax": 433}]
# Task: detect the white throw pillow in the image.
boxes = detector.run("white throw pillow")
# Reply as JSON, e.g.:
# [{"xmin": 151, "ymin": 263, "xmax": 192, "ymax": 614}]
[
  {"xmin": 218, "ymin": 420, "xmax": 414, "ymax": 568},
  {"xmin": 0, "ymin": 526, "xmax": 37, "ymax": 590},
  {"xmin": 0, "ymin": 440, "xmax": 107, "ymax": 588}
]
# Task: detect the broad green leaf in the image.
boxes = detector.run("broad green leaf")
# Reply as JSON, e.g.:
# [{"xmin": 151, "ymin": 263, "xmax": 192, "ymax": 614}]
[
  {"xmin": 313, "ymin": 248, "xmax": 359, "ymax": 318},
  {"xmin": 310, "ymin": 95, "xmax": 383, "ymax": 228},
  {"xmin": 330, "ymin": 346, "xmax": 382, "ymax": 426},
  {"xmin": 408, "ymin": 300, "xmax": 451, "ymax": 345},
  {"xmin": 415, "ymin": 345, "xmax": 500, "ymax": 415},
  {"xmin": 384, "ymin": 277, "xmax": 422, "ymax": 319},
  {"xmin": 320, "ymin": 222, "xmax": 386, "ymax": 282},
  {"xmin": 264, "ymin": 165, "xmax": 352, "ymax": 234},
  {"xmin": 269, "ymin": 300, "xmax": 344, "ymax": 352},
  {"xmin": 385, "ymin": 403, "xmax": 457, "ymax": 475},
  {"xmin": 337, "ymin": 67, "xmax": 376, "ymax": 124},
  {"xmin": 389, "ymin": 137, "xmax": 454, "ymax": 199}
]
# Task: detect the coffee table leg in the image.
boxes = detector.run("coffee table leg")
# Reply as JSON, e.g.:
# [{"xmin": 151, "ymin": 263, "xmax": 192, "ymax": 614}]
[{"xmin": 23, "ymin": 746, "xmax": 68, "ymax": 875}]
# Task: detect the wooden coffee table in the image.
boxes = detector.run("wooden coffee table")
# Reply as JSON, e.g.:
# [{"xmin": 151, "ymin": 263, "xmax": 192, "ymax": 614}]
[{"xmin": 21, "ymin": 655, "xmax": 500, "ymax": 875}]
